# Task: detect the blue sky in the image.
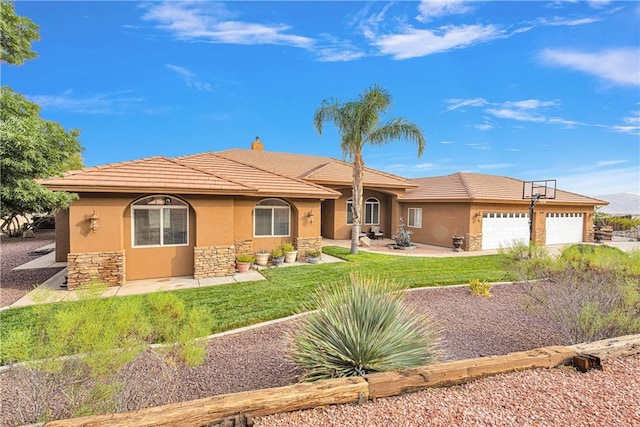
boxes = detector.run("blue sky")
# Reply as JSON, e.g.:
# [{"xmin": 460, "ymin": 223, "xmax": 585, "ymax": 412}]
[{"xmin": 6, "ymin": 0, "xmax": 640, "ymax": 197}]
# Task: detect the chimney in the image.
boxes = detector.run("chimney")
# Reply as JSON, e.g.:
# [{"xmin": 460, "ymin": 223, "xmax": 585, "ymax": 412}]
[{"xmin": 251, "ymin": 136, "xmax": 264, "ymax": 151}]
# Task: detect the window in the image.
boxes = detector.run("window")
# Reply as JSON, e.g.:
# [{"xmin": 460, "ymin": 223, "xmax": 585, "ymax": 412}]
[
  {"xmin": 254, "ymin": 198, "xmax": 290, "ymax": 237},
  {"xmin": 408, "ymin": 208, "xmax": 422, "ymax": 228},
  {"xmin": 346, "ymin": 198, "xmax": 354, "ymax": 225},
  {"xmin": 364, "ymin": 198, "xmax": 380, "ymax": 225},
  {"xmin": 132, "ymin": 196, "xmax": 188, "ymax": 247}
]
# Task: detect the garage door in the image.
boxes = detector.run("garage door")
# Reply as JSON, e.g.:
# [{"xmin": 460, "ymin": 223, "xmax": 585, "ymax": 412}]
[
  {"xmin": 482, "ymin": 212, "xmax": 530, "ymax": 250},
  {"xmin": 546, "ymin": 213, "xmax": 584, "ymax": 245}
]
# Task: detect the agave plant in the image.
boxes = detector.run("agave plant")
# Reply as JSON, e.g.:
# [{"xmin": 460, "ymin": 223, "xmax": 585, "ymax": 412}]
[{"xmin": 289, "ymin": 273, "xmax": 441, "ymax": 381}]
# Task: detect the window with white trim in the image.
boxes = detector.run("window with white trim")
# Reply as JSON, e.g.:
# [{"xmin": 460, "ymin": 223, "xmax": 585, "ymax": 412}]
[
  {"xmin": 364, "ymin": 198, "xmax": 380, "ymax": 225},
  {"xmin": 346, "ymin": 198, "xmax": 354, "ymax": 225},
  {"xmin": 408, "ymin": 208, "xmax": 422, "ymax": 228},
  {"xmin": 254, "ymin": 198, "xmax": 290, "ymax": 237},
  {"xmin": 132, "ymin": 196, "xmax": 188, "ymax": 247}
]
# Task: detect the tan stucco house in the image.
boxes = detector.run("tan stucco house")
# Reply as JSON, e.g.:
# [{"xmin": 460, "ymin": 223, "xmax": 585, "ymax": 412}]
[{"xmin": 40, "ymin": 138, "xmax": 607, "ymax": 288}]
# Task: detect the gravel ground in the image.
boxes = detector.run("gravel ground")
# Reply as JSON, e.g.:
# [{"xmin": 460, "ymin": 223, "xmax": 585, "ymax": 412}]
[
  {"xmin": 256, "ymin": 355, "xmax": 640, "ymax": 427},
  {"xmin": 1, "ymin": 236, "xmax": 636, "ymax": 426},
  {"xmin": 0, "ymin": 230, "xmax": 63, "ymax": 308}
]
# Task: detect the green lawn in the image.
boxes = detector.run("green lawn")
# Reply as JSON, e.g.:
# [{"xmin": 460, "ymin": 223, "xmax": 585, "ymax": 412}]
[{"xmin": 0, "ymin": 246, "xmax": 509, "ymax": 343}]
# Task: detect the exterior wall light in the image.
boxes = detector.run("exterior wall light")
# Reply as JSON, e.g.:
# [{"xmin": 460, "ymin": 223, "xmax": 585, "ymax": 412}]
[
  {"xmin": 308, "ymin": 211, "xmax": 315, "ymax": 224},
  {"xmin": 88, "ymin": 210, "xmax": 99, "ymax": 232}
]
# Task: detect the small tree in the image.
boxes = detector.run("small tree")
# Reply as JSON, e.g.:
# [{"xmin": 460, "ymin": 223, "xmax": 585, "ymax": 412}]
[
  {"xmin": 0, "ymin": 0, "xmax": 40, "ymax": 66},
  {"xmin": 314, "ymin": 85, "xmax": 426, "ymax": 254},
  {"xmin": 0, "ymin": 1, "xmax": 84, "ymax": 235},
  {"xmin": 289, "ymin": 273, "xmax": 441, "ymax": 381}
]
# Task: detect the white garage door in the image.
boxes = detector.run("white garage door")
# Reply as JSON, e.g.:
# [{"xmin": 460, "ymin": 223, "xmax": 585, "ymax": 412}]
[
  {"xmin": 482, "ymin": 212, "xmax": 530, "ymax": 250},
  {"xmin": 546, "ymin": 213, "xmax": 584, "ymax": 245}
]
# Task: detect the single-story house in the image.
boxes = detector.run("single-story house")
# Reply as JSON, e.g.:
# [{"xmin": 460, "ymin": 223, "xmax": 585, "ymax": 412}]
[{"xmin": 40, "ymin": 138, "xmax": 607, "ymax": 288}]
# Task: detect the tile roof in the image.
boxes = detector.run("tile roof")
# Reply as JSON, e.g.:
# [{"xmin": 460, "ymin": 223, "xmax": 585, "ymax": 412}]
[
  {"xmin": 40, "ymin": 153, "xmax": 341, "ymax": 199},
  {"xmin": 176, "ymin": 152, "xmax": 341, "ymax": 198},
  {"xmin": 400, "ymin": 172, "xmax": 608, "ymax": 205},
  {"xmin": 218, "ymin": 149, "xmax": 416, "ymax": 189},
  {"xmin": 39, "ymin": 157, "xmax": 254, "ymax": 194}
]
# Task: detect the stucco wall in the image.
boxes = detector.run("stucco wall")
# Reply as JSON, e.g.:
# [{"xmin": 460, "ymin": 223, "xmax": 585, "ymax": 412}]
[
  {"xmin": 55, "ymin": 208, "xmax": 70, "ymax": 262},
  {"xmin": 400, "ymin": 202, "xmax": 471, "ymax": 249}
]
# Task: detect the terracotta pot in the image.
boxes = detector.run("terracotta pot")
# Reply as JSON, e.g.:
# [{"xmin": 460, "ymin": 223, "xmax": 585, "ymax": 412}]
[{"xmin": 236, "ymin": 261, "xmax": 251, "ymax": 273}]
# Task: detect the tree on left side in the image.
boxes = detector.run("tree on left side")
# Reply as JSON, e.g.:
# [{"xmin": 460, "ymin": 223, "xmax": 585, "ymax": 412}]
[{"xmin": 0, "ymin": 1, "xmax": 84, "ymax": 235}]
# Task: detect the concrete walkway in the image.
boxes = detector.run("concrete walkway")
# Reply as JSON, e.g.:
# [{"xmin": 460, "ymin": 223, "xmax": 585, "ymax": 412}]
[
  {"xmin": 6, "ymin": 237, "xmax": 638, "ymax": 309},
  {"xmin": 7, "ymin": 249, "xmax": 344, "ymax": 309}
]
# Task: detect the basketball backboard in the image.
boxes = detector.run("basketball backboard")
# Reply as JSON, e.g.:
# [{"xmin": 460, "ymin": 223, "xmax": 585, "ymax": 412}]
[{"xmin": 523, "ymin": 179, "xmax": 556, "ymax": 200}]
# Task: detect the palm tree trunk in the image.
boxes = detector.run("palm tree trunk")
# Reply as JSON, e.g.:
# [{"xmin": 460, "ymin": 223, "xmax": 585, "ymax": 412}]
[{"xmin": 350, "ymin": 151, "xmax": 364, "ymax": 254}]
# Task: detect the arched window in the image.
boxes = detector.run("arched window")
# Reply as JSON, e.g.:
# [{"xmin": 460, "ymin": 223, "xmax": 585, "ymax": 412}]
[
  {"xmin": 132, "ymin": 195, "xmax": 188, "ymax": 247},
  {"xmin": 254, "ymin": 198, "xmax": 290, "ymax": 237},
  {"xmin": 365, "ymin": 198, "xmax": 380, "ymax": 225},
  {"xmin": 346, "ymin": 198, "xmax": 354, "ymax": 225}
]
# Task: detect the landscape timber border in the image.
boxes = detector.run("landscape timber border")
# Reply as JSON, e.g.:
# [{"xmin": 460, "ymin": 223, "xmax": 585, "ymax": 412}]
[{"xmin": 41, "ymin": 334, "xmax": 640, "ymax": 427}]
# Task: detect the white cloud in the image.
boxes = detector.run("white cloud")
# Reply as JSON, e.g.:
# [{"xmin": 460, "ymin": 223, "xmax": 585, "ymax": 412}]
[
  {"xmin": 535, "ymin": 16, "xmax": 601, "ymax": 26},
  {"xmin": 372, "ymin": 24, "xmax": 502, "ymax": 60},
  {"xmin": 165, "ymin": 64, "xmax": 212, "ymax": 91},
  {"xmin": 556, "ymin": 166, "xmax": 640, "ymax": 196},
  {"xmin": 416, "ymin": 0, "xmax": 472, "ymax": 22},
  {"xmin": 141, "ymin": 2, "xmax": 313, "ymax": 48},
  {"xmin": 467, "ymin": 142, "xmax": 491, "ymax": 150},
  {"xmin": 443, "ymin": 97, "xmax": 488, "ymax": 112},
  {"xmin": 539, "ymin": 48, "xmax": 640, "ymax": 86},
  {"xmin": 596, "ymin": 160, "xmax": 629, "ymax": 167},
  {"xmin": 611, "ymin": 112, "xmax": 640, "ymax": 135},
  {"xmin": 486, "ymin": 108, "xmax": 546, "ymax": 123},
  {"xmin": 474, "ymin": 123, "xmax": 494, "ymax": 131},
  {"xmin": 29, "ymin": 91, "xmax": 144, "ymax": 114}
]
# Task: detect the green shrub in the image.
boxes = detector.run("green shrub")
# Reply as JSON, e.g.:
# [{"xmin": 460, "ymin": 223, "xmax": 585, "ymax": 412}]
[
  {"xmin": 468, "ymin": 278, "xmax": 492, "ymax": 298},
  {"xmin": 0, "ymin": 285, "xmax": 209, "ymax": 424},
  {"xmin": 282, "ymin": 243, "xmax": 296, "ymax": 252},
  {"xmin": 510, "ymin": 246, "xmax": 640, "ymax": 344},
  {"xmin": 236, "ymin": 254, "xmax": 255, "ymax": 263},
  {"xmin": 289, "ymin": 273, "xmax": 441, "ymax": 381},
  {"xmin": 271, "ymin": 246, "xmax": 284, "ymax": 258}
]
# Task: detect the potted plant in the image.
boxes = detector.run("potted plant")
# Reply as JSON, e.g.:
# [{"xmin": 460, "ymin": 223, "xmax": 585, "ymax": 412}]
[
  {"xmin": 271, "ymin": 246, "xmax": 285, "ymax": 266},
  {"xmin": 255, "ymin": 250, "xmax": 270, "ymax": 266},
  {"xmin": 236, "ymin": 254, "xmax": 254, "ymax": 273},
  {"xmin": 307, "ymin": 248, "xmax": 322, "ymax": 264},
  {"xmin": 452, "ymin": 227, "xmax": 464, "ymax": 252},
  {"xmin": 282, "ymin": 243, "xmax": 298, "ymax": 263}
]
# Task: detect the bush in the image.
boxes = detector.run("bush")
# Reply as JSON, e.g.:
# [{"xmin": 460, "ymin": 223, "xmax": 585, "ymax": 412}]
[
  {"xmin": 236, "ymin": 254, "xmax": 255, "ymax": 263},
  {"xmin": 0, "ymin": 285, "xmax": 209, "ymax": 424},
  {"xmin": 468, "ymin": 278, "xmax": 492, "ymax": 298},
  {"xmin": 282, "ymin": 243, "xmax": 296, "ymax": 252},
  {"xmin": 289, "ymin": 273, "xmax": 441, "ymax": 381},
  {"xmin": 504, "ymin": 245, "xmax": 640, "ymax": 344}
]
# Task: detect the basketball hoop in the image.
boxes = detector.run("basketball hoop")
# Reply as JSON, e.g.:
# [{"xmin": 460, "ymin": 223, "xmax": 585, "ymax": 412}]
[{"xmin": 523, "ymin": 179, "xmax": 557, "ymax": 254}]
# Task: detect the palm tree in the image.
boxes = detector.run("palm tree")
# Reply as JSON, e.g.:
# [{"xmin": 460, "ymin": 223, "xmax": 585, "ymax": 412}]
[{"xmin": 314, "ymin": 84, "xmax": 426, "ymax": 254}]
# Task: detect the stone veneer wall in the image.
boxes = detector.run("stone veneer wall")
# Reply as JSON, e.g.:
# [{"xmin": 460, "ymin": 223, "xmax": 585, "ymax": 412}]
[
  {"xmin": 194, "ymin": 245, "xmax": 236, "ymax": 279},
  {"xmin": 467, "ymin": 233, "xmax": 482, "ymax": 252},
  {"xmin": 234, "ymin": 239, "xmax": 253, "ymax": 257},
  {"xmin": 67, "ymin": 251, "xmax": 125, "ymax": 290},
  {"xmin": 294, "ymin": 236, "xmax": 322, "ymax": 258}
]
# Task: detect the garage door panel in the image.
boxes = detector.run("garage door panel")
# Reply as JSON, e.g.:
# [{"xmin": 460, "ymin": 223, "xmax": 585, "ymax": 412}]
[
  {"xmin": 546, "ymin": 213, "xmax": 584, "ymax": 245},
  {"xmin": 482, "ymin": 213, "xmax": 529, "ymax": 250}
]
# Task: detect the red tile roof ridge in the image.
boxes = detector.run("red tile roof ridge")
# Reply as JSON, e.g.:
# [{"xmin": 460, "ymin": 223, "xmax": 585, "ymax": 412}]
[
  {"xmin": 178, "ymin": 151, "xmax": 342, "ymax": 197},
  {"xmin": 165, "ymin": 155, "xmax": 255, "ymax": 191}
]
